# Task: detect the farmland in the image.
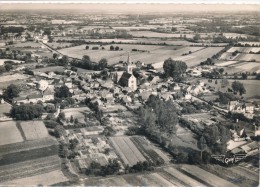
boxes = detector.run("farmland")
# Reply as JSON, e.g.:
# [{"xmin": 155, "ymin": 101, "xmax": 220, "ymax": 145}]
[
  {"xmin": 83, "ymin": 164, "xmax": 244, "ymax": 186},
  {"xmin": 20, "ymin": 121, "xmax": 49, "ymax": 140},
  {"xmin": 0, "ymin": 121, "xmax": 24, "ymax": 146},
  {"xmin": 227, "ymin": 47, "xmax": 260, "ymax": 53},
  {"xmin": 3, "ymin": 169, "xmax": 68, "ymax": 186},
  {"xmin": 0, "ymin": 59, "xmax": 24, "ymax": 65},
  {"xmin": 110, "ymin": 136, "xmax": 146, "ymax": 166},
  {"xmin": 0, "ymin": 73, "xmax": 29, "ymax": 83},
  {"xmin": 59, "ymin": 44, "xmax": 222, "ymax": 67},
  {"xmin": 0, "ymin": 155, "xmax": 61, "ymax": 183}
]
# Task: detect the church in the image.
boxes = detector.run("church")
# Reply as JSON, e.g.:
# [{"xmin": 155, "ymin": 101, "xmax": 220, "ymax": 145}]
[{"xmin": 112, "ymin": 54, "xmax": 137, "ymax": 91}]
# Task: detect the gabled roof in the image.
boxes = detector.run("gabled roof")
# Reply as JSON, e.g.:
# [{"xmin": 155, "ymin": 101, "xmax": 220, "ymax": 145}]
[{"xmin": 120, "ymin": 72, "xmax": 133, "ymax": 80}]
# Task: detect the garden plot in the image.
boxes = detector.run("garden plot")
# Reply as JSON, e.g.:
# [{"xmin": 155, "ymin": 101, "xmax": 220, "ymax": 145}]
[
  {"xmin": 20, "ymin": 121, "xmax": 49, "ymax": 140},
  {"xmin": 110, "ymin": 136, "xmax": 146, "ymax": 166},
  {"xmin": 0, "ymin": 121, "xmax": 24, "ymax": 146}
]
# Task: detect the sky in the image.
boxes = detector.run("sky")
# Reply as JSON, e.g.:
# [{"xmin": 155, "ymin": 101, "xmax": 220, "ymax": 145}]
[{"xmin": 0, "ymin": 1, "xmax": 259, "ymax": 13}]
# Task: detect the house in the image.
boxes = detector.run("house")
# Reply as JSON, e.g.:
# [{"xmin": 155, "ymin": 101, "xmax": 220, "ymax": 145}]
[
  {"xmin": 228, "ymin": 101, "xmax": 238, "ymax": 111},
  {"xmin": 12, "ymin": 96, "xmax": 29, "ymax": 104},
  {"xmin": 27, "ymin": 94, "xmax": 43, "ymax": 103},
  {"xmin": 43, "ymin": 88, "xmax": 54, "ymax": 101},
  {"xmin": 121, "ymin": 95, "xmax": 132, "ymax": 104},
  {"xmin": 244, "ymin": 103, "xmax": 254, "ymax": 114}
]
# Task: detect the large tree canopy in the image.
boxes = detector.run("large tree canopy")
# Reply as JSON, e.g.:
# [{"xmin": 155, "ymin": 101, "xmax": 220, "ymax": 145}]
[
  {"xmin": 3, "ymin": 84, "xmax": 20, "ymax": 100},
  {"xmin": 10, "ymin": 104, "xmax": 44, "ymax": 120},
  {"xmin": 55, "ymin": 85, "xmax": 72, "ymax": 98},
  {"xmin": 163, "ymin": 58, "xmax": 187, "ymax": 78},
  {"xmin": 231, "ymin": 81, "xmax": 246, "ymax": 96}
]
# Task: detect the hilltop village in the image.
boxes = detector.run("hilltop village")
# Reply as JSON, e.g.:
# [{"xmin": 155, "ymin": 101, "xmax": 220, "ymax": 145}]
[{"xmin": 0, "ymin": 9, "xmax": 259, "ymax": 186}]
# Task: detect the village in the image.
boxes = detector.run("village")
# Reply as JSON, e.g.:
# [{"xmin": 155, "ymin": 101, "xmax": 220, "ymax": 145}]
[{"xmin": 0, "ymin": 5, "xmax": 259, "ymax": 186}]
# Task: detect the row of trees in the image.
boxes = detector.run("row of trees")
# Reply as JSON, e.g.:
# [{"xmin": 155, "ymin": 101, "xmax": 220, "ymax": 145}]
[{"xmin": 70, "ymin": 55, "xmax": 108, "ymax": 71}]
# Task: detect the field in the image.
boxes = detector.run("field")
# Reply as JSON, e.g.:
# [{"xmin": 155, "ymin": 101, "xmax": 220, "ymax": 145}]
[
  {"xmin": 0, "ymin": 103, "xmax": 12, "ymax": 118},
  {"xmin": 3, "ymin": 169, "xmax": 68, "ymax": 186},
  {"xmin": 33, "ymin": 65, "xmax": 66, "ymax": 73},
  {"xmin": 20, "ymin": 121, "xmax": 49, "ymax": 140},
  {"xmin": 0, "ymin": 155, "xmax": 61, "ymax": 183},
  {"xmin": 0, "ymin": 121, "xmax": 24, "ymax": 146},
  {"xmin": 0, "ymin": 73, "xmax": 29, "ymax": 83},
  {"xmin": 128, "ymin": 30, "xmax": 195, "ymax": 38},
  {"xmin": 84, "ymin": 164, "xmax": 248, "ymax": 186},
  {"xmin": 220, "ymin": 52, "xmax": 260, "ymax": 62},
  {"xmin": 130, "ymin": 136, "xmax": 170, "ymax": 164},
  {"xmin": 62, "ymin": 107, "xmax": 91, "ymax": 123},
  {"xmin": 110, "ymin": 136, "xmax": 146, "ymax": 166},
  {"xmin": 227, "ymin": 47, "xmax": 260, "ymax": 53},
  {"xmin": 59, "ymin": 44, "xmax": 222, "ymax": 67},
  {"xmin": 179, "ymin": 164, "xmax": 238, "ymax": 187},
  {"xmin": 9, "ymin": 41, "xmax": 43, "ymax": 48}
]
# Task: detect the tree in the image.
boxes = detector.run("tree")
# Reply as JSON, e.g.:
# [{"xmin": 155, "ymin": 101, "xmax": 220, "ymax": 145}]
[
  {"xmin": 3, "ymin": 84, "xmax": 20, "ymax": 100},
  {"xmin": 110, "ymin": 46, "xmax": 114, "ymax": 51},
  {"xmin": 221, "ymin": 79, "xmax": 229, "ymax": 88},
  {"xmin": 98, "ymin": 58, "xmax": 108, "ymax": 70},
  {"xmin": 218, "ymin": 68, "xmax": 224, "ymax": 74},
  {"xmin": 86, "ymin": 45, "xmax": 89, "ymax": 50},
  {"xmin": 197, "ymin": 136, "xmax": 207, "ymax": 160},
  {"xmin": 241, "ymin": 73, "xmax": 248, "ymax": 80},
  {"xmin": 163, "ymin": 58, "xmax": 187, "ymax": 78},
  {"xmin": 4, "ymin": 63, "xmax": 13, "ymax": 71},
  {"xmin": 70, "ymin": 115, "xmax": 74, "ymax": 123},
  {"xmin": 44, "ymin": 104, "xmax": 56, "ymax": 113},
  {"xmin": 55, "ymin": 85, "xmax": 72, "ymax": 98},
  {"xmin": 10, "ymin": 104, "xmax": 44, "ymax": 120},
  {"xmin": 53, "ymin": 53, "xmax": 58, "ymax": 59},
  {"xmin": 60, "ymin": 55, "xmax": 69, "ymax": 66},
  {"xmin": 115, "ymin": 46, "xmax": 119, "ymax": 51},
  {"xmin": 231, "ymin": 81, "xmax": 246, "ymax": 95}
]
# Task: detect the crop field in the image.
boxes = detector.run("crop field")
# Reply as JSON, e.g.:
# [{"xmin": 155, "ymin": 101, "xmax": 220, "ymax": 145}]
[
  {"xmin": 20, "ymin": 121, "xmax": 49, "ymax": 140},
  {"xmin": 215, "ymin": 60, "xmax": 239, "ymax": 67},
  {"xmin": 201, "ymin": 164, "xmax": 258, "ymax": 187},
  {"xmin": 227, "ymin": 47, "xmax": 260, "ymax": 53},
  {"xmin": 223, "ymin": 33, "xmax": 250, "ymax": 39},
  {"xmin": 0, "ymin": 121, "xmax": 24, "ymax": 146},
  {"xmin": 128, "ymin": 30, "xmax": 195, "ymax": 38},
  {"xmin": 110, "ymin": 136, "xmax": 146, "ymax": 166},
  {"xmin": 84, "ymin": 164, "xmax": 245, "ymax": 186},
  {"xmin": 180, "ymin": 164, "xmax": 238, "ymax": 187},
  {"xmin": 130, "ymin": 136, "xmax": 169, "ymax": 164},
  {"xmin": 3, "ymin": 170, "xmax": 68, "ymax": 186},
  {"xmin": 0, "ymin": 155, "xmax": 61, "ymax": 183},
  {"xmin": 0, "ymin": 73, "xmax": 29, "ymax": 83},
  {"xmin": 0, "ymin": 137, "xmax": 57, "ymax": 157},
  {"xmin": 234, "ymin": 53, "xmax": 260, "ymax": 62},
  {"xmin": 47, "ymin": 42, "xmax": 74, "ymax": 49}
]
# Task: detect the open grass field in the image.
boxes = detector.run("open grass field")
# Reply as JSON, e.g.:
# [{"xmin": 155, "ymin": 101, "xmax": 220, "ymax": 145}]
[
  {"xmin": 0, "ymin": 121, "xmax": 24, "ymax": 146},
  {"xmin": 3, "ymin": 169, "xmax": 68, "ymax": 186},
  {"xmin": 0, "ymin": 103, "xmax": 12, "ymax": 118},
  {"xmin": 33, "ymin": 65, "xmax": 66, "ymax": 73},
  {"xmin": 62, "ymin": 107, "xmax": 91, "ymax": 123},
  {"xmin": 110, "ymin": 136, "xmax": 146, "ymax": 166},
  {"xmin": 20, "ymin": 121, "xmax": 49, "ymax": 140},
  {"xmin": 9, "ymin": 41, "xmax": 42, "ymax": 48},
  {"xmin": 0, "ymin": 155, "xmax": 61, "ymax": 183}
]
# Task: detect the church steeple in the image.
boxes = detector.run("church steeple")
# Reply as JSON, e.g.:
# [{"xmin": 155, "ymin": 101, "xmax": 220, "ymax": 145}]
[{"xmin": 125, "ymin": 52, "xmax": 134, "ymax": 74}]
